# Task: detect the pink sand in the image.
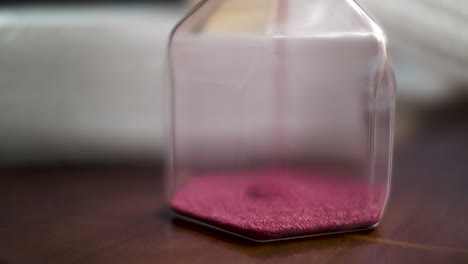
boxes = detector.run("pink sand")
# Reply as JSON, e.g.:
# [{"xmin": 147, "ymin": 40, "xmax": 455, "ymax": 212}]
[{"xmin": 171, "ymin": 168, "xmax": 384, "ymax": 240}]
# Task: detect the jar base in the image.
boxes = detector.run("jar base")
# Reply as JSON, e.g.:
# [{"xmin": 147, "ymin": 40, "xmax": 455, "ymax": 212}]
[
  {"xmin": 171, "ymin": 209, "xmax": 380, "ymax": 242},
  {"xmin": 171, "ymin": 167, "xmax": 384, "ymax": 241}
]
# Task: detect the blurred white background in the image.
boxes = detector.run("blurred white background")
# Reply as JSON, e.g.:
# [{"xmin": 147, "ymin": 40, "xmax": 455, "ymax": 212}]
[
  {"xmin": 0, "ymin": 5, "xmax": 186, "ymax": 165},
  {"xmin": 0, "ymin": 1, "xmax": 467, "ymax": 166}
]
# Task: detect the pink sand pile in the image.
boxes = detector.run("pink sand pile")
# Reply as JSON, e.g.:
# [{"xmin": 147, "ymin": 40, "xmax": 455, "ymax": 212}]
[{"xmin": 171, "ymin": 168, "xmax": 384, "ymax": 240}]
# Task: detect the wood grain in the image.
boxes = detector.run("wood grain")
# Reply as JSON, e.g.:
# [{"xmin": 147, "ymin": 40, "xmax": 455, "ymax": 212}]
[{"xmin": 1, "ymin": 120, "xmax": 468, "ymax": 264}]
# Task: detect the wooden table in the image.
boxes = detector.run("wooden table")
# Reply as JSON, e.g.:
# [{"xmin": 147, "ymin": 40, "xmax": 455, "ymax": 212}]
[{"xmin": 1, "ymin": 120, "xmax": 468, "ymax": 264}]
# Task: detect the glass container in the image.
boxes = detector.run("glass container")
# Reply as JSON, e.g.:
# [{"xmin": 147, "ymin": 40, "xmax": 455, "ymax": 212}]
[{"xmin": 167, "ymin": 0, "xmax": 395, "ymax": 242}]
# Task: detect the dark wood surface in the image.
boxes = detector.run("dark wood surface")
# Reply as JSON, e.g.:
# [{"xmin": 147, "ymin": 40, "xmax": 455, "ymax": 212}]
[{"xmin": 1, "ymin": 120, "xmax": 468, "ymax": 264}]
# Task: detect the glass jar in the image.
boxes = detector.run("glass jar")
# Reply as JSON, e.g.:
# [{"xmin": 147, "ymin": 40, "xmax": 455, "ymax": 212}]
[{"xmin": 167, "ymin": 0, "xmax": 395, "ymax": 242}]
